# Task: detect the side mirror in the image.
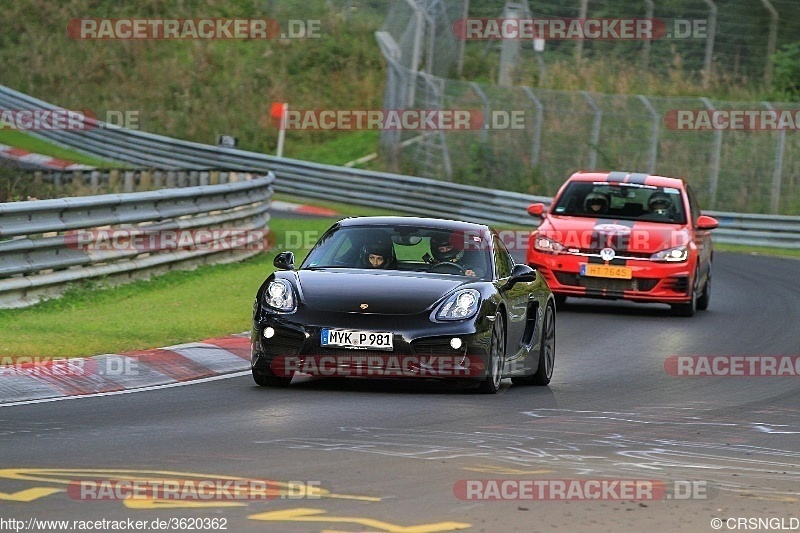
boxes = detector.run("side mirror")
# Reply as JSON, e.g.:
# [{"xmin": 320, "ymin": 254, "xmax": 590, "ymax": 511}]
[
  {"xmin": 527, "ymin": 203, "xmax": 546, "ymax": 217},
  {"xmin": 273, "ymin": 251, "xmax": 295, "ymax": 270},
  {"xmin": 696, "ymin": 215, "xmax": 719, "ymax": 230},
  {"xmin": 502, "ymin": 263, "xmax": 538, "ymax": 290}
]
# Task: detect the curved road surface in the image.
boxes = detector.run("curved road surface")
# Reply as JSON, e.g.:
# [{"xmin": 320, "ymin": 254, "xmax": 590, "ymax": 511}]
[{"xmin": 1, "ymin": 251, "xmax": 799, "ymax": 532}]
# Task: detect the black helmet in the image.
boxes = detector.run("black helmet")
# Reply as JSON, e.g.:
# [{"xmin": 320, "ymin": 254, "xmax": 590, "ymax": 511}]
[
  {"xmin": 430, "ymin": 234, "xmax": 464, "ymax": 263},
  {"xmin": 584, "ymin": 192, "xmax": 609, "ymax": 214},
  {"xmin": 648, "ymin": 191, "xmax": 672, "ymax": 214},
  {"xmin": 360, "ymin": 239, "xmax": 393, "ymax": 268}
]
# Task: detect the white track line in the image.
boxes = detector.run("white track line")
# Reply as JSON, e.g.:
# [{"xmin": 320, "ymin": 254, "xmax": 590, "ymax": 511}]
[{"xmin": 0, "ymin": 370, "xmax": 251, "ymax": 408}]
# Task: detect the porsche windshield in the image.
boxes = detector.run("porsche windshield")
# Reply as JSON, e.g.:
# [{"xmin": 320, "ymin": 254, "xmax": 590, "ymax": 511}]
[
  {"xmin": 550, "ymin": 182, "xmax": 687, "ymax": 224},
  {"xmin": 300, "ymin": 225, "xmax": 492, "ymax": 279}
]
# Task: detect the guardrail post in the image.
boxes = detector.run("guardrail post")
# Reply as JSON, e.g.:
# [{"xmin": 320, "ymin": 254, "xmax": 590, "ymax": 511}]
[
  {"xmin": 124, "ymin": 170, "xmax": 135, "ymax": 192},
  {"xmin": 109, "ymin": 169, "xmax": 120, "ymax": 189},
  {"xmin": 90, "ymin": 170, "xmax": 100, "ymax": 192},
  {"xmin": 700, "ymin": 97, "xmax": 722, "ymax": 209},
  {"xmin": 140, "ymin": 170, "xmax": 152, "ymax": 190}
]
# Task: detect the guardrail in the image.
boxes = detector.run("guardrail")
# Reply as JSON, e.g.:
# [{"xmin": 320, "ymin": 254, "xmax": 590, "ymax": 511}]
[
  {"xmin": 2, "ymin": 85, "xmax": 799, "ymax": 249},
  {"xmin": 0, "ymin": 173, "xmax": 274, "ymax": 308}
]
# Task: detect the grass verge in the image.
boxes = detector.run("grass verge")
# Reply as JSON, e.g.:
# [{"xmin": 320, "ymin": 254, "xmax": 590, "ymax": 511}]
[
  {"xmin": 0, "ymin": 213, "xmax": 381, "ymax": 359},
  {"xmin": 0, "ymin": 129, "xmax": 121, "ymax": 167}
]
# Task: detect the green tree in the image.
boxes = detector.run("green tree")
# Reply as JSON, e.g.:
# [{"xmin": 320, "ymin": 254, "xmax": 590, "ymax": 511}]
[{"xmin": 771, "ymin": 43, "xmax": 800, "ymax": 101}]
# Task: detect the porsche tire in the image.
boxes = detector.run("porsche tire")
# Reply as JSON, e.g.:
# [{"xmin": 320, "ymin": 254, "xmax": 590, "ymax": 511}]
[
  {"xmin": 512, "ymin": 303, "xmax": 555, "ymax": 386},
  {"xmin": 477, "ymin": 313, "xmax": 505, "ymax": 394}
]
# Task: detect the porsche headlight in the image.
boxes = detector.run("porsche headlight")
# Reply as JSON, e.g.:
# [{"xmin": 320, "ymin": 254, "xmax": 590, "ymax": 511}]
[
  {"xmin": 436, "ymin": 289, "xmax": 480, "ymax": 321},
  {"xmin": 533, "ymin": 235, "xmax": 565, "ymax": 254},
  {"xmin": 650, "ymin": 245, "xmax": 688, "ymax": 262},
  {"xmin": 264, "ymin": 279, "xmax": 295, "ymax": 312}
]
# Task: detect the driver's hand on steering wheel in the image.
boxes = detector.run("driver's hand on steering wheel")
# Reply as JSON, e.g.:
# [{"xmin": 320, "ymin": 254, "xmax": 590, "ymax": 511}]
[{"xmin": 464, "ymin": 269, "xmax": 476, "ymax": 277}]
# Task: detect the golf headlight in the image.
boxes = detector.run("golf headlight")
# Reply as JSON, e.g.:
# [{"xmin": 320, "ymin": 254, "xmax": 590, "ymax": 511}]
[
  {"xmin": 650, "ymin": 245, "xmax": 688, "ymax": 262},
  {"xmin": 534, "ymin": 234, "xmax": 565, "ymax": 254},
  {"xmin": 265, "ymin": 279, "xmax": 295, "ymax": 311},
  {"xmin": 436, "ymin": 289, "xmax": 480, "ymax": 320}
]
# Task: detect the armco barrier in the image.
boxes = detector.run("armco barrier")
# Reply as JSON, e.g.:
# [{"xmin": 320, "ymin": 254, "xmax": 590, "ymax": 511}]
[
  {"xmin": 0, "ymin": 173, "xmax": 273, "ymax": 308},
  {"xmin": 1, "ymin": 85, "xmax": 798, "ymax": 248}
]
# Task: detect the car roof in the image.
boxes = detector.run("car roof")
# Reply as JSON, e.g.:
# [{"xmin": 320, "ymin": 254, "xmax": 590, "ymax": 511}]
[
  {"xmin": 567, "ymin": 171, "xmax": 687, "ymax": 189},
  {"xmin": 335, "ymin": 216, "xmax": 492, "ymax": 233}
]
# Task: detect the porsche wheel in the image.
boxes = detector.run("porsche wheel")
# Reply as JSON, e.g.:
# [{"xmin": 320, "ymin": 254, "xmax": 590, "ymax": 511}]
[
  {"xmin": 477, "ymin": 313, "xmax": 505, "ymax": 394},
  {"xmin": 512, "ymin": 303, "xmax": 555, "ymax": 386}
]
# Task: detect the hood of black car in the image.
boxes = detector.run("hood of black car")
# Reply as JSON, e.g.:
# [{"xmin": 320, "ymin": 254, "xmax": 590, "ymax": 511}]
[{"xmin": 293, "ymin": 269, "xmax": 468, "ymax": 315}]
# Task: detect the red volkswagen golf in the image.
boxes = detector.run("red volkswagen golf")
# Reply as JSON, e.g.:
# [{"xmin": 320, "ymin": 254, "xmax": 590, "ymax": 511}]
[{"xmin": 526, "ymin": 171, "xmax": 718, "ymax": 316}]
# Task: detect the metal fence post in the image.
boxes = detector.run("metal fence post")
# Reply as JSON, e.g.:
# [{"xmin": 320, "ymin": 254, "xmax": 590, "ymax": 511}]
[
  {"xmin": 760, "ymin": 0, "xmax": 778, "ymax": 89},
  {"xmin": 456, "ymin": 0, "xmax": 469, "ymax": 77},
  {"xmin": 642, "ymin": 0, "xmax": 654, "ymax": 71},
  {"xmin": 702, "ymin": 1, "xmax": 717, "ymax": 89},
  {"xmin": 576, "ymin": 0, "xmax": 587, "ymax": 60},
  {"xmin": 582, "ymin": 91, "xmax": 602, "ymax": 169},
  {"xmin": 700, "ymin": 97, "xmax": 722, "ymax": 209},
  {"xmin": 522, "ymin": 87, "xmax": 543, "ymax": 168},
  {"xmin": 762, "ymin": 102, "xmax": 784, "ymax": 213},
  {"xmin": 470, "ymin": 82, "xmax": 490, "ymax": 143},
  {"xmin": 637, "ymin": 95, "xmax": 659, "ymax": 174}
]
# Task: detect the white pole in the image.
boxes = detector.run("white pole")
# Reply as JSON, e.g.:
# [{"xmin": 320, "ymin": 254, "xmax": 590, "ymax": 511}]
[{"xmin": 276, "ymin": 103, "xmax": 287, "ymax": 158}]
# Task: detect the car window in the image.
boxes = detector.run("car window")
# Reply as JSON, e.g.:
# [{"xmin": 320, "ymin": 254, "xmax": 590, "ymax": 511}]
[
  {"xmin": 493, "ymin": 235, "xmax": 513, "ymax": 279},
  {"xmin": 686, "ymin": 184, "xmax": 701, "ymax": 226},
  {"xmin": 301, "ymin": 224, "xmax": 492, "ymax": 279},
  {"xmin": 550, "ymin": 182, "xmax": 687, "ymax": 224}
]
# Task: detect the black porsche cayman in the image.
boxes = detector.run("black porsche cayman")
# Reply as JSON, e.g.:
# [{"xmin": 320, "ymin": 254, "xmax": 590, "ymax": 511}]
[{"xmin": 251, "ymin": 216, "xmax": 556, "ymax": 393}]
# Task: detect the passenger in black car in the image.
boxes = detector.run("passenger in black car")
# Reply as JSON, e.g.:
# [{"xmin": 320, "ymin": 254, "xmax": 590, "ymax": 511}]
[{"xmin": 359, "ymin": 239, "xmax": 396, "ymax": 269}]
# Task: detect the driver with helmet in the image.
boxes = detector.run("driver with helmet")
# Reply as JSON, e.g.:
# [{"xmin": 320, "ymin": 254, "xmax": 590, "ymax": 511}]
[
  {"xmin": 647, "ymin": 191, "xmax": 674, "ymax": 218},
  {"xmin": 427, "ymin": 234, "xmax": 480, "ymax": 277},
  {"xmin": 584, "ymin": 192, "xmax": 610, "ymax": 215}
]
